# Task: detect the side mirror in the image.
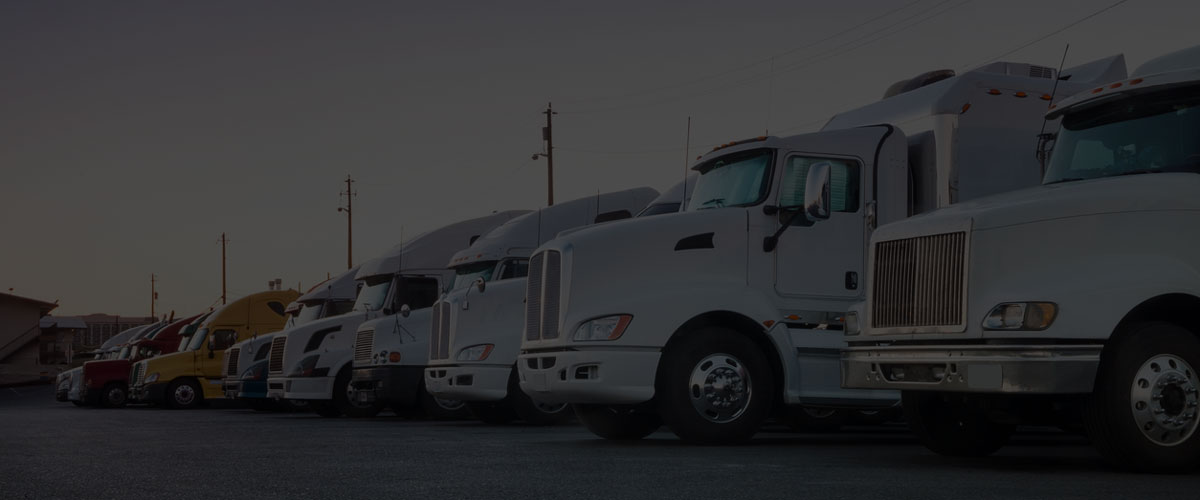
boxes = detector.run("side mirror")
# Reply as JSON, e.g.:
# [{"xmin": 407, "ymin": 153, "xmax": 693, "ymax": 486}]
[
  {"xmin": 474, "ymin": 277, "xmax": 486, "ymax": 294},
  {"xmin": 804, "ymin": 162, "xmax": 832, "ymax": 222},
  {"xmin": 400, "ymin": 304, "xmax": 412, "ymax": 318}
]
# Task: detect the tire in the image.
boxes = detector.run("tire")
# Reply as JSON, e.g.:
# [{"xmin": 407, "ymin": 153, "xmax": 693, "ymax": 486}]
[
  {"xmin": 903, "ymin": 391, "xmax": 1013, "ymax": 457},
  {"xmin": 508, "ymin": 368, "xmax": 571, "ymax": 425},
  {"xmin": 100, "ymin": 383, "xmax": 128, "ymax": 409},
  {"xmin": 574, "ymin": 404, "xmax": 661, "ymax": 440},
  {"xmin": 166, "ymin": 379, "xmax": 203, "ymax": 410},
  {"xmin": 784, "ymin": 407, "xmax": 848, "ymax": 432},
  {"xmin": 468, "ymin": 401, "xmax": 517, "ymax": 424},
  {"xmin": 1083, "ymin": 322, "xmax": 1200, "ymax": 473},
  {"xmin": 334, "ymin": 368, "xmax": 382, "ymax": 418},
  {"xmin": 656, "ymin": 326, "xmax": 774, "ymax": 444},
  {"xmin": 419, "ymin": 381, "xmax": 471, "ymax": 420}
]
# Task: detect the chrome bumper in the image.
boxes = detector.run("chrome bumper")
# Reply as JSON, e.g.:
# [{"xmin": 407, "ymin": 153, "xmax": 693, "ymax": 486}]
[{"xmin": 842, "ymin": 343, "xmax": 1103, "ymax": 394}]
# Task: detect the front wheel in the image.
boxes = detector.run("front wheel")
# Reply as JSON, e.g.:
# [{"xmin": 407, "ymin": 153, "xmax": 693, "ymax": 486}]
[
  {"xmin": 1084, "ymin": 322, "xmax": 1200, "ymax": 473},
  {"xmin": 903, "ymin": 391, "xmax": 1013, "ymax": 457},
  {"xmin": 100, "ymin": 383, "xmax": 128, "ymax": 409},
  {"xmin": 509, "ymin": 368, "xmax": 571, "ymax": 425},
  {"xmin": 574, "ymin": 405, "xmax": 661, "ymax": 440},
  {"xmin": 656, "ymin": 326, "xmax": 774, "ymax": 444},
  {"xmin": 419, "ymin": 381, "xmax": 471, "ymax": 420},
  {"xmin": 166, "ymin": 379, "xmax": 203, "ymax": 410},
  {"xmin": 335, "ymin": 369, "xmax": 382, "ymax": 418}
]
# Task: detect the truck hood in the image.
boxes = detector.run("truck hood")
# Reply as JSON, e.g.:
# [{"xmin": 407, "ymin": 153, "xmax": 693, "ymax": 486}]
[
  {"xmin": 873, "ymin": 173, "xmax": 1200, "ymax": 240},
  {"xmin": 142, "ymin": 350, "xmax": 193, "ymax": 372}
]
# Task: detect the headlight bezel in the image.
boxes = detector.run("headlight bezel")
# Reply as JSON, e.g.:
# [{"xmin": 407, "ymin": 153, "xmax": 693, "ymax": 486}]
[
  {"xmin": 456, "ymin": 344, "xmax": 494, "ymax": 361},
  {"xmin": 982, "ymin": 302, "xmax": 1058, "ymax": 331},
  {"xmin": 572, "ymin": 315, "xmax": 633, "ymax": 342},
  {"xmin": 144, "ymin": 372, "xmax": 159, "ymax": 384}
]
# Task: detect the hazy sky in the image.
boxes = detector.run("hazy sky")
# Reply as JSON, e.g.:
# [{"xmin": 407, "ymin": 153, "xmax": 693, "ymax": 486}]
[{"xmin": 2, "ymin": 0, "xmax": 1195, "ymax": 317}]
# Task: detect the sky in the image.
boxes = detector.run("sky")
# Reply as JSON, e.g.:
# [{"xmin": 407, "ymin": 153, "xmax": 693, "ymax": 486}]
[{"xmin": 2, "ymin": 0, "xmax": 1196, "ymax": 317}]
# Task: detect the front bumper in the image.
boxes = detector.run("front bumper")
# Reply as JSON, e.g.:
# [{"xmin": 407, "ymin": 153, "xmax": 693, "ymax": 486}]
[
  {"xmin": 841, "ymin": 343, "xmax": 1103, "ymax": 394},
  {"xmin": 348, "ymin": 366, "xmax": 423, "ymax": 407},
  {"xmin": 55, "ymin": 388, "xmax": 68, "ymax": 402},
  {"xmin": 517, "ymin": 348, "xmax": 659, "ymax": 405},
  {"xmin": 130, "ymin": 382, "xmax": 169, "ymax": 404},
  {"xmin": 272, "ymin": 375, "xmax": 336, "ymax": 401},
  {"xmin": 224, "ymin": 379, "xmax": 269, "ymax": 399},
  {"xmin": 424, "ymin": 364, "xmax": 510, "ymax": 402}
]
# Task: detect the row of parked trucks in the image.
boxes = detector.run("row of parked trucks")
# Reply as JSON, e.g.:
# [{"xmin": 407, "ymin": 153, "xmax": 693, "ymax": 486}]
[{"xmin": 58, "ymin": 45, "xmax": 1200, "ymax": 472}]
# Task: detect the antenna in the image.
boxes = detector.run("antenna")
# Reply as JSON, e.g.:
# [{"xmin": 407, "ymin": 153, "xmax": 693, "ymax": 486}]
[
  {"xmin": 1036, "ymin": 43, "xmax": 1071, "ymax": 175},
  {"xmin": 683, "ymin": 116, "xmax": 692, "ymax": 207}
]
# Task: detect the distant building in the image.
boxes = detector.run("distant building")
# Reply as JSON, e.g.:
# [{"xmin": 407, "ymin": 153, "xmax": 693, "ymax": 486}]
[
  {"xmin": 39, "ymin": 316, "xmax": 87, "ymax": 365},
  {"xmin": 78, "ymin": 313, "xmax": 156, "ymax": 348},
  {"xmin": 0, "ymin": 292, "xmax": 59, "ymax": 385}
]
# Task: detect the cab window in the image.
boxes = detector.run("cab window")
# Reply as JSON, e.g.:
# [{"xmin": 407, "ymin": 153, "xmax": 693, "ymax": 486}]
[
  {"xmin": 393, "ymin": 277, "xmax": 440, "ymax": 311},
  {"xmin": 779, "ymin": 156, "xmax": 861, "ymax": 222},
  {"xmin": 209, "ymin": 329, "xmax": 238, "ymax": 351},
  {"xmin": 497, "ymin": 259, "xmax": 529, "ymax": 280}
]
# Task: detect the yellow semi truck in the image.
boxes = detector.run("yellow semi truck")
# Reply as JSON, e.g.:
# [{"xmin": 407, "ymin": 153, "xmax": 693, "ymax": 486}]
[{"xmin": 130, "ymin": 289, "xmax": 300, "ymax": 408}]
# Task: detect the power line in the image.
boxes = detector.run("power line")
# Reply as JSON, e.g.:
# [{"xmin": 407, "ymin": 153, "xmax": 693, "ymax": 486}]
[{"xmin": 962, "ymin": 0, "xmax": 1132, "ymax": 70}]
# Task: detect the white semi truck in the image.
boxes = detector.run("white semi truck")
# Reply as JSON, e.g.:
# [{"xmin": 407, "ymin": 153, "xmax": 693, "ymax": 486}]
[
  {"xmin": 422, "ymin": 187, "xmax": 660, "ymax": 424},
  {"xmin": 516, "ymin": 56, "xmax": 1127, "ymax": 443},
  {"xmin": 267, "ymin": 211, "xmax": 524, "ymax": 417},
  {"xmin": 223, "ymin": 267, "xmax": 360, "ymax": 404},
  {"xmin": 842, "ymin": 45, "xmax": 1200, "ymax": 472}
]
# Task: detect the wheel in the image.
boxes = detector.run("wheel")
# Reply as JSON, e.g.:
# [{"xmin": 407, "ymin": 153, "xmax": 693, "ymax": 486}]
[
  {"xmin": 166, "ymin": 379, "xmax": 203, "ymax": 410},
  {"xmin": 574, "ymin": 404, "xmax": 661, "ymax": 440},
  {"xmin": 784, "ymin": 407, "xmax": 848, "ymax": 432},
  {"xmin": 508, "ymin": 368, "xmax": 571, "ymax": 425},
  {"xmin": 100, "ymin": 383, "xmax": 128, "ymax": 409},
  {"xmin": 467, "ymin": 401, "xmax": 517, "ymax": 424},
  {"xmin": 656, "ymin": 326, "xmax": 774, "ymax": 444},
  {"xmin": 419, "ymin": 381, "xmax": 471, "ymax": 420},
  {"xmin": 334, "ymin": 368, "xmax": 382, "ymax": 418},
  {"xmin": 1084, "ymin": 322, "xmax": 1200, "ymax": 473},
  {"xmin": 902, "ymin": 391, "xmax": 1013, "ymax": 457}
]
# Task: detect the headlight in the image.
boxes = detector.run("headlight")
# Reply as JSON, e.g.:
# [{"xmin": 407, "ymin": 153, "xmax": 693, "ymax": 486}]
[
  {"xmin": 145, "ymin": 373, "xmax": 159, "ymax": 384},
  {"xmin": 844, "ymin": 311, "xmax": 860, "ymax": 336},
  {"xmin": 290, "ymin": 355, "xmax": 320, "ymax": 377},
  {"xmin": 456, "ymin": 344, "xmax": 494, "ymax": 361},
  {"xmin": 982, "ymin": 302, "xmax": 1057, "ymax": 330},
  {"xmin": 241, "ymin": 364, "xmax": 265, "ymax": 380},
  {"xmin": 572, "ymin": 315, "xmax": 633, "ymax": 341}
]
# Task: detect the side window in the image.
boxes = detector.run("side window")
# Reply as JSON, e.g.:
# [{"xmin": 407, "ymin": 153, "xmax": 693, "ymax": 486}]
[
  {"xmin": 393, "ymin": 277, "xmax": 440, "ymax": 311},
  {"xmin": 498, "ymin": 259, "xmax": 530, "ymax": 280},
  {"xmin": 328, "ymin": 300, "xmax": 355, "ymax": 317},
  {"xmin": 266, "ymin": 301, "xmax": 286, "ymax": 317},
  {"xmin": 779, "ymin": 156, "xmax": 861, "ymax": 219},
  {"xmin": 254, "ymin": 342, "xmax": 272, "ymax": 361},
  {"xmin": 210, "ymin": 329, "xmax": 238, "ymax": 351}
]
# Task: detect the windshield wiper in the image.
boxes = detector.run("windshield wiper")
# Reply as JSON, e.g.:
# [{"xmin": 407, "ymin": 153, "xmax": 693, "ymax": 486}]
[
  {"xmin": 1045, "ymin": 177, "xmax": 1088, "ymax": 185},
  {"xmin": 697, "ymin": 197, "xmax": 725, "ymax": 209}
]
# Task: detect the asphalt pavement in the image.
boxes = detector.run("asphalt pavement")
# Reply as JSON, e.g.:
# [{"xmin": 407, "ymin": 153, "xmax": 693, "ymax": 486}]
[{"xmin": 2, "ymin": 385, "xmax": 1198, "ymax": 500}]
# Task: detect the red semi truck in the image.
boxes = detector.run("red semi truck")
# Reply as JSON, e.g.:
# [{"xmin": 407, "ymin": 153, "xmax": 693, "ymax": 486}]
[{"xmin": 80, "ymin": 313, "xmax": 204, "ymax": 407}]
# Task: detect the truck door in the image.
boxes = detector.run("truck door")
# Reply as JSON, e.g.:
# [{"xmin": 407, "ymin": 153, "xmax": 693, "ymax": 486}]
[{"xmin": 773, "ymin": 153, "xmax": 866, "ymax": 301}]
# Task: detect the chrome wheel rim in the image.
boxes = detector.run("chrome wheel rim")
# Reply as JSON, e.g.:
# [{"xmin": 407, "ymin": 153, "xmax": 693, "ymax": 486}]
[
  {"xmin": 1130, "ymin": 354, "xmax": 1200, "ymax": 446},
  {"xmin": 107, "ymin": 387, "xmax": 126, "ymax": 405},
  {"xmin": 434, "ymin": 397, "xmax": 464, "ymax": 411},
  {"xmin": 688, "ymin": 353, "xmax": 751, "ymax": 423},
  {"xmin": 174, "ymin": 384, "xmax": 195, "ymax": 406},
  {"xmin": 346, "ymin": 383, "xmax": 373, "ymax": 409},
  {"xmin": 534, "ymin": 400, "xmax": 568, "ymax": 415}
]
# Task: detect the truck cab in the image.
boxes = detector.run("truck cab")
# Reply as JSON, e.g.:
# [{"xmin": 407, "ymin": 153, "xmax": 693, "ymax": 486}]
[
  {"xmin": 267, "ymin": 211, "xmax": 525, "ymax": 418},
  {"xmin": 516, "ymin": 57, "xmax": 1126, "ymax": 443},
  {"xmin": 80, "ymin": 314, "xmax": 201, "ymax": 408},
  {"xmin": 129, "ymin": 290, "xmax": 299, "ymax": 408},
  {"xmin": 423, "ymin": 188, "xmax": 661, "ymax": 424},
  {"xmin": 223, "ymin": 269, "xmax": 359, "ymax": 404},
  {"xmin": 64, "ymin": 322, "xmax": 160, "ymax": 406},
  {"xmin": 843, "ymin": 45, "xmax": 1200, "ymax": 472}
]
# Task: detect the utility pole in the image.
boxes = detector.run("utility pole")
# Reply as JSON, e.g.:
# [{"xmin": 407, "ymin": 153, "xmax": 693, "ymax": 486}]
[
  {"xmin": 220, "ymin": 233, "xmax": 228, "ymax": 305},
  {"xmin": 532, "ymin": 103, "xmax": 557, "ymax": 206},
  {"xmin": 338, "ymin": 175, "xmax": 356, "ymax": 269},
  {"xmin": 150, "ymin": 273, "xmax": 157, "ymax": 318}
]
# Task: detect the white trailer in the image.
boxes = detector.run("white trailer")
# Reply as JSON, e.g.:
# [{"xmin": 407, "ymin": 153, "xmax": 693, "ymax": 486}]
[
  {"xmin": 266, "ymin": 211, "xmax": 524, "ymax": 417},
  {"xmin": 843, "ymin": 45, "xmax": 1200, "ymax": 472},
  {"xmin": 421, "ymin": 187, "xmax": 660, "ymax": 424},
  {"xmin": 222, "ymin": 267, "xmax": 361, "ymax": 404},
  {"xmin": 516, "ymin": 56, "xmax": 1126, "ymax": 443}
]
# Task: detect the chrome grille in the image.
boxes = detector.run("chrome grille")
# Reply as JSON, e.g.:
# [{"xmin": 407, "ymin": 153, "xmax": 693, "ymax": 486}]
[
  {"xmin": 268, "ymin": 336, "xmax": 287, "ymax": 374},
  {"xmin": 540, "ymin": 251, "xmax": 561, "ymax": 339},
  {"xmin": 429, "ymin": 301, "xmax": 452, "ymax": 360},
  {"xmin": 355, "ymin": 328, "xmax": 374, "ymax": 364},
  {"xmin": 872, "ymin": 231, "xmax": 967, "ymax": 329},
  {"xmin": 226, "ymin": 348, "xmax": 240, "ymax": 376},
  {"xmin": 525, "ymin": 252, "xmax": 545, "ymax": 341}
]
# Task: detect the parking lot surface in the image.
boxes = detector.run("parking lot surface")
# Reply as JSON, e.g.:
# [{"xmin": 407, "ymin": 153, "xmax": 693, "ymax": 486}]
[{"xmin": 2, "ymin": 385, "xmax": 1199, "ymax": 499}]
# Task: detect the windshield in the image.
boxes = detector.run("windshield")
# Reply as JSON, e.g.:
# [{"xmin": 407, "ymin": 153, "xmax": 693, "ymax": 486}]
[
  {"xmin": 118, "ymin": 346, "xmax": 130, "ymax": 360},
  {"xmin": 176, "ymin": 335, "xmax": 191, "ymax": 352},
  {"xmin": 1045, "ymin": 87, "xmax": 1200, "ymax": 184},
  {"xmin": 453, "ymin": 261, "xmax": 497, "ymax": 290},
  {"xmin": 353, "ymin": 276, "xmax": 393, "ymax": 312},
  {"xmin": 686, "ymin": 149, "xmax": 772, "ymax": 211},
  {"xmin": 187, "ymin": 328, "xmax": 209, "ymax": 351},
  {"xmin": 294, "ymin": 302, "xmax": 325, "ymax": 325}
]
